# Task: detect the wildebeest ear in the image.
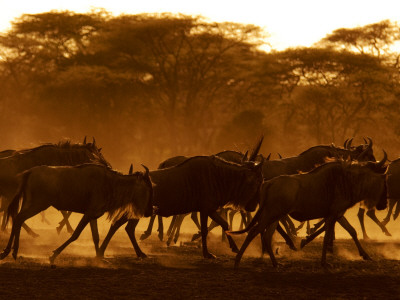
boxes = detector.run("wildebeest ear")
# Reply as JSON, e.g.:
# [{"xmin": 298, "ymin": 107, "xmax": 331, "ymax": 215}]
[
  {"xmin": 129, "ymin": 164, "xmax": 133, "ymax": 175},
  {"xmin": 83, "ymin": 136, "xmax": 87, "ymax": 145}
]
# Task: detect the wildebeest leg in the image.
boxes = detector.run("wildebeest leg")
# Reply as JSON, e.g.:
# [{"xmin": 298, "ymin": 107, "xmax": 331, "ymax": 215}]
[
  {"xmin": 191, "ymin": 212, "xmax": 201, "ymax": 230},
  {"xmin": 56, "ymin": 211, "xmax": 73, "ymax": 234},
  {"xmin": 173, "ymin": 214, "xmax": 186, "ymax": 244},
  {"xmin": 125, "ymin": 219, "xmax": 147, "ymax": 258},
  {"xmin": 166, "ymin": 215, "xmax": 177, "ymax": 237},
  {"xmin": 366, "ymin": 209, "xmax": 391, "ymax": 236},
  {"xmin": 234, "ymin": 224, "xmax": 263, "ymax": 269},
  {"xmin": 200, "ymin": 212, "xmax": 215, "ymax": 259},
  {"xmin": 309, "ymin": 219, "xmax": 325, "ymax": 234},
  {"xmin": 157, "ymin": 215, "xmax": 164, "ymax": 241},
  {"xmin": 221, "ymin": 209, "xmax": 228, "ymax": 242},
  {"xmin": 286, "ymin": 216, "xmax": 297, "ymax": 236},
  {"xmin": 357, "ymin": 208, "xmax": 370, "ymax": 240},
  {"xmin": 97, "ymin": 216, "xmax": 128, "ymax": 258},
  {"xmin": 49, "ymin": 214, "xmax": 92, "ymax": 266},
  {"xmin": 166, "ymin": 215, "xmax": 182, "ymax": 246},
  {"xmin": 306, "ymin": 220, "xmax": 311, "ymax": 235},
  {"xmin": 209, "ymin": 210, "xmax": 238, "ymax": 253},
  {"xmin": 276, "ymin": 223, "xmax": 297, "ymax": 251},
  {"xmin": 40, "ymin": 211, "xmax": 51, "ymax": 225},
  {"xmin": 295, "ymin": 221, "xmax": 305, "ymax": 232},
  {"xmin": 300, "ymin": 224, "xmax": 326, "ymax": 249},
  {"xmin": 140, "ymin": 215, "xmax": 156, "ymax": 240},
  {"xmin": 0, "ymin": 210, "xmax": 7, "ymax": 232},
  {"xmin": 382, "ymin": 198, "xmax": 397, "ymax": 226},
  {"xmin": 21, "ymin": 223, "xmax": 40, "ymax": 238},
  {"xmin": 0, "ymin": 209, "xmax": 40, "ymax": 260},
  {"xmin": 90, "ymin": 219, "xmax": 100, "ymax": 256},
  {"xmin": 321, "ymin": 217, "xmax": 336, "ymax": 268},
  {"xmin": 337, "ymin": 216, "xmax": 371, "ymax": 260},
  {"xmin": 228, "ymin": 210, "xmax": 236, "ymax": 230},
  {"xmin": 263, "ymin": 222, "xmax": 279, "ymax": 267}
]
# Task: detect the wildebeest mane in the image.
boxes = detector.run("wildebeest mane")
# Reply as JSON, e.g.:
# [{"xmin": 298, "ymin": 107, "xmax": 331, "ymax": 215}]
[
  {"xmin": 3, "ymin": 141, "xmax": 111, "ymax": 168},
  {"xmin": 106, "ymin": 170, "xmax": 151, "ymax": 222}
]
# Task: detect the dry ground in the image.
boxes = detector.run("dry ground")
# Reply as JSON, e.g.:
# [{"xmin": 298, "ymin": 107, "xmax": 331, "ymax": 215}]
[{"xmin": 0, "ymin": 210, "xmax": 400, "ymax": 299}]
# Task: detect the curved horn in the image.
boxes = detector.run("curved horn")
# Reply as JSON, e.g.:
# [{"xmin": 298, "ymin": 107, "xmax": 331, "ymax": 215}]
[
  {"xmin": 376, "ymin": 150, "xmax": 387, "ymax": 169},
  {"xmin": 92, "ymin": 137, "xmax": 96, "ymax": 147},
  {"xmin": 129, "ymin": 163, "xmax": 133, "ymax": 175},
  {"xmin": 248, "ymin": 135, "xmax": 264, "ymax": 162},
  {"xmin": 357, "ymin": 137, "xmax": 373, "ymax": 161},
  {"xmin": 278, "ymin": 153, "xmax": 282, "ymax": 159},
  {"xmin": 347, "ymin": 137, "xmax": 353, "ymax": 149},
  {"xmin": 83, "ymin": 136, "xmax": 87, "ymax": 145},
  {"xmin": 343, "ymin": 138, "xmax": 349, "ymax": 149},
  {"xmin": 363, "ymin": 137, "xmax": 368, "ymax": 144},
  {"xmin": 141, "ymin": 164, "xmax": 150, "ymax": 177},
  {"xmin": 266, "ymin": 153, "xmax": 271, "ymax": 160}
]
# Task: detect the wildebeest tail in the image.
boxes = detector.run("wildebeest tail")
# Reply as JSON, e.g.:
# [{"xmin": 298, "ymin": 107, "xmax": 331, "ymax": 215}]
[
  {"xmin": 227, "ymin": 207, "xmax": 262, "ymax": 235},
  {"xmin": 5, "ymin": 170, "xmax": 30, "ymax": 226}
]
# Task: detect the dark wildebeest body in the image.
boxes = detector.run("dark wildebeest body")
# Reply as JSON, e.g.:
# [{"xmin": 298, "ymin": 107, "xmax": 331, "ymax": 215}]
[
  {"xmin": 140, "ymin": 150, "xmax": 256, "ymax": 244},
  {"xmin": 0, "ymin": 140, "xmax": 110, "ymax": 236},
  {"xmin": 382, "ymin": 158, "xmax": 400, "ymax": 225},
  {"xmin": 230, "ymin": 161, "xmax": 387, "ymax": 268},
  {"xmin": 97, "ymin": 155, "xmax": 263, "ymax": 259},
  {"xmin": 0, "ymin": 164, "xmax": 153, "ymax": 266}
]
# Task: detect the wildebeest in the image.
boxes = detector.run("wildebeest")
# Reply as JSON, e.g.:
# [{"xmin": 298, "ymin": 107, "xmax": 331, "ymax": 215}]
[
  {"xmin": 382, "ymin": 158, "xmax": 400, "ymax": 226},
  {"xmin": 0, "ymin": 163, "xmax": 153, "ymax": 266},
  {"xmin": 97, "ymin": 152, "xmax": 264, "ymax": 259},
  {"xmin": 230, "ymin": 160, "xmax": 387, "ymax": 268},
  {"xmin": 0, "ymin": 139, "xmax": 111, "ymax": 236},
  {"xmin": 139, "ymin": 149, "xmax": 260, "ymax": 244}
]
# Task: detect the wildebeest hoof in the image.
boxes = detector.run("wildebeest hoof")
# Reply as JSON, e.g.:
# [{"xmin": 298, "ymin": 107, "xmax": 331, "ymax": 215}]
[
  {"xmin": 300, "ymin": 239, "xmax": 307, "ymax": 249},
  {"xmin": 204, "ymin": 252, "xmax": 216, "ymax": 259},
  {"xmin": 30, "ymin": 232, "xmax": 40, "ymax": 238},
  {"xmin": 158, "ymin": 232, "xmax": 163, "ymax": 241},
  {"xmin": 321, "ymin": 262, "xmax": 333, "ymax": 269},
  {"xmin": 12, "ymin": 252, "xmax": 17, "ymax": 260},
  {"xmin": 138, "ymin": 253, "xmax": 147, "ymax": 259},
  {"xmin": 140, "ymin": 232, "xmax": 151, "ymax": 241},
  {"xmin": 384, "ymin": 231, "xmax": 392, "ymax": 237},
  {"xmin": 231, "ymin": 247, "xmax": 239, "ymax": 254},
  {"xmin": 362, "ymin": 253, "xmax": 372, "ymax": 260}
]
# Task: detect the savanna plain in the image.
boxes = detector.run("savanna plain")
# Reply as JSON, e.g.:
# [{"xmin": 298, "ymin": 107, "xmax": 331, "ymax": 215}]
[{"xmin": 0, "ymin": 207, "xmax": 400, "ymax": 299}]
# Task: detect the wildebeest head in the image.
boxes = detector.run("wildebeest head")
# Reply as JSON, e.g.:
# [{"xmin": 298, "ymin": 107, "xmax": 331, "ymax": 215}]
[
  {"xmin": 132, "ymin": 165, "xmax": 154, "ymax": 218},
  {"xmin": 360, "ymin": 150, "xmax": 388, "ymax": 174},
  {"xmin": 241, "ymin": 158, "xmax": 264, "ymax": 212},
  {"xmin": 349, "ymin": 137, "xmax": 376, "ymax": 162},
  {"xmin": 82, "ymin": 137, "xmax": 112, "ymax": 168}
]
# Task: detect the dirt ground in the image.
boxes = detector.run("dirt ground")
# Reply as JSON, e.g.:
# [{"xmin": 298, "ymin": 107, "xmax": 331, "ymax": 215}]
[{"xmin": 1, "ymin": 210, "xmax": 400, "ymax": 299}]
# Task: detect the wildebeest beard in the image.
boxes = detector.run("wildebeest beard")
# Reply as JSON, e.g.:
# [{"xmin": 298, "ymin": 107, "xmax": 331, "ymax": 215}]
[{"xmin": 149, "ymin": 156, "xmax": 263, "ymax": 217}]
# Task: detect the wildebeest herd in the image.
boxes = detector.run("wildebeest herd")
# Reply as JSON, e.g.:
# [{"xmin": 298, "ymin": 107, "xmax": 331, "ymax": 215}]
[{"xmin": 0, "ymin": 136, "xmax": 398, "ymax": 271}]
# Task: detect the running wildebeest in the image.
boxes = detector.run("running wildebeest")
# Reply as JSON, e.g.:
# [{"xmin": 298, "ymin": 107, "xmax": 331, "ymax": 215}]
[
  {"xmin": 299, "ymin": 154, "xmax": 388, "ymax": 249},
  {"xmin": 139, "ymin": 149, "xmax": 263, "ymax": 244},
  {"xmin": 382, "ymin": 157, "xmax": 400, "ymax": 227},
  {"xmin": 0, "ymin": 163, "xmax": 153, "ymax": 266},
  {"xmin": 0, "ymin": 138, "xmax": 111, "ymax": 237},
  {"xmin": 300, "ymin": 151, "xmax": 389, "ymax": 243},
  {"xmin": 229, "ymin": 160, "xmax": 387, "ymax": 268},
  {"xmin": 97, "ymin": 146, "xmax": 265, "ymax": 259}
]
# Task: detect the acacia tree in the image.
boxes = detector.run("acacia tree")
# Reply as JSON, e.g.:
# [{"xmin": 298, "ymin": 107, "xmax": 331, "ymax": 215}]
[{"xmin": 83, "ymin": 14, "xmax": 267, "ymax": 156}]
